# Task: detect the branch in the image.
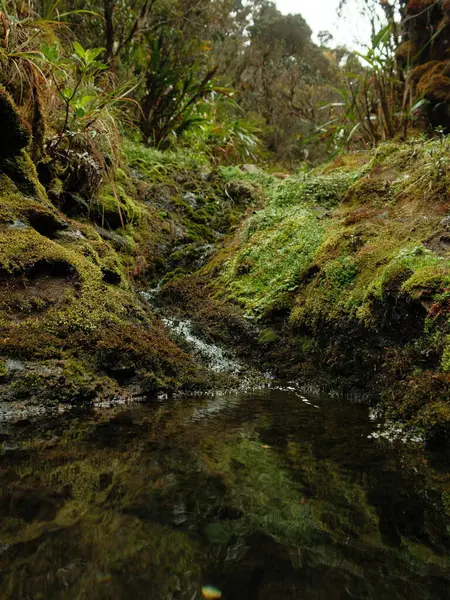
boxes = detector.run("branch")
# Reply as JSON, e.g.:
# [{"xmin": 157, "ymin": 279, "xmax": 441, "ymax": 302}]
[{"xmin": 114, "ymin": 0, "xmax": 156, "ymax": 58}]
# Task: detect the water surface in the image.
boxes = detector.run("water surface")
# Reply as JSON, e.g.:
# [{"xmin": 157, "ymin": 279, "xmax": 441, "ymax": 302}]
[{"xmin": 0, "ymin": 388, "xmax": 449, "ymax": 599}]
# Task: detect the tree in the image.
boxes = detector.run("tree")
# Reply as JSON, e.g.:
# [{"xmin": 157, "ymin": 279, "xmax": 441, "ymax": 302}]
[{"xmin": 219, "ymin": 2, "xmax": 340, "ymax": 162}]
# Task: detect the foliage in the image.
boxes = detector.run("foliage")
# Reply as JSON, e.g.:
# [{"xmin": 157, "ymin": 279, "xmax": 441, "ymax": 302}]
[
  {"xmin": 180, "ymin": 93, "xmax": 262, "ymax": 165},
  {"xmin": 138, "ymin": 36, "xmax": 220, "ymax": 146},
  {"xmin": 321, "ymin": 23, "xmax": 419, "ymax": 151},
  {"xmin": 41, "ymin": 40, "xmax": 136, "ymax": 153}
]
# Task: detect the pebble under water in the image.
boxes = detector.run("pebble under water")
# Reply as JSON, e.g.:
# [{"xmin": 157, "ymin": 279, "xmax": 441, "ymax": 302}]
[{"xmin": 0, "ymin": 387, "xmax": 450, "ymax": 599}]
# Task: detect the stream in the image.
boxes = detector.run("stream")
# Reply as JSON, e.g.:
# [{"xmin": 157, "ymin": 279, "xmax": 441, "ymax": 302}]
[{"xmin": 0, "ymin": 387, "xmax": 449, "ymax": 599}]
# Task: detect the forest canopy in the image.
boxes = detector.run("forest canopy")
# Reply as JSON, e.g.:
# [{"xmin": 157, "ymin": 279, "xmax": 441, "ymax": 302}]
[{"xmin": 1, "ymin": 0, "xmax": 449, "ymax": 170}]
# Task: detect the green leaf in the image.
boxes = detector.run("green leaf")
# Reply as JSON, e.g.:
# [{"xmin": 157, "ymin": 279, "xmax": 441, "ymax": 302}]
[
  {"xmin": 93, "ymin": 61, "xmax": 108, "ymax": 71},
  {"xmin": 346, "ymin": 122, "xmax": 361, "ymax": 143},
  {"xmin": 372, "ymin": 24, "xmax": 392, "ymax": 49},
  {"xmin": 85, "ymin": 48, "xmax": 105, "ymax": 65},
  {"xmin": 77, "ymin": 95, "xmax": 96, "ymax": 108},
  {"xmin": 41, "ymin": 42, "xmax": 59, "ymax": 63},
  {"xmin": 73, "ymin": 41, "xmax": 86, "ymax": 60},
  {"xmin": 54, "ymin": 9, "xmax": 100, "ymax": 19},
  {"xmin": 63, "ymin": 87, "xmax": 74, "ymax": 100},
  {"xmin": 74, "ymin": 106, "xmax": 86, "ymax": 119},
  {"xmin": 411, "ymin": 98, "xmax": 428, "ymax": 112}
]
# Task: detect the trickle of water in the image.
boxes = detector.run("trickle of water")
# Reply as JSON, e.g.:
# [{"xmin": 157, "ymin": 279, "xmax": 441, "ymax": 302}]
[{"xmin": 162, "ymin": 317, "xmax": 243, "ymax": 374}]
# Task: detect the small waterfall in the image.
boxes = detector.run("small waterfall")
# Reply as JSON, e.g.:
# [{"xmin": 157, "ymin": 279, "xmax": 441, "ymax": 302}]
[{"xmin": 162, "ymin": 317, "xmax": 243, "ymax": 374}]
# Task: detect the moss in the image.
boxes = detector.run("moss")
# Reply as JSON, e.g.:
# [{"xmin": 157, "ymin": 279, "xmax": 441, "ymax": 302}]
[
  {"xmin": 324, "ymin": 256, "xmax": 358, "ymax": 291},
  {"xmin": 123, "ymin": 139, "xmax": 209, "ymax": 179},
  {"xmin": 0, "ymin": 85, "xmax": 30, "ymax": 158},
  {"xmin": 402, "ymin": 265, "xmax": 450, "ymax": 297},
  {"xmin": 203, "ymin": 139, "xmax": 450, "ymax": 440},
  {"xmin": 119, "ymin": 139, "xmax": 260, "ymax": 287},
  {"xmin": 0, "ymin": 135, "xmax": 227, "ymax": 399},
  {"xmin": 292, "ymin": 335, "xmax": 319, "ymax": 356},
  {"xmin": 219, "ymin": 165, "xmax": 276, "ymax": 188},
  {"xmin": 7, "ymin": 358, "xmax": 110, "ymax": 404},
  {"xmin": 412, "ymin": 60, "xmax": 450, "ymax": 102},
  {"xmin": 258, "ymin": 328, "xmax": 279, "ymax": 345},
  {"xmin": 396, "ymin": 40, "xmax": 418, "ymax": 63},
  {"xmin": 441, "ymin": 342, "xmax": 450, "ymax": 372},
  {"xmin": 93, "ymin": 176, "xmax": 144, "ymax": 228},
  {"xmin": 94, "ymin": 322, "xmax": 206, "ymax": 392},
  {"xmin": 1, "ymin": 151, "xmax": 48, "ymax": 201}
]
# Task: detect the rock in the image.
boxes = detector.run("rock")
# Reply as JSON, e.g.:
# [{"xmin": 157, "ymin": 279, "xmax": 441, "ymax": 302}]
[
  {"xmin": 5, "ymin": 359, "xmax": 25, "ymax": 373},
  {"xmin": 58, "ymin": 228, "xmax": 86, "ymax": 241},
  {"xmin": 95, "ymin": 226, "xmax": 127, "ymax": 250},
  {"xmin": 25, "ymin": 207, "xmax": 68, "ymax": 238},
  {"xmin": 226, "ymin": 180, "xmax": 260, "ymax": 205},
  {"xmin": 440, "ymin": 216, "xmax": 450, "ymax": 230},
  {"xmin": 182, "ymin": 191, "xmax": 198, "ymax": 209},
  {"xmin": 241, "ymin": 164, "xmax": 261, "ymax": 174},
  {"xmin": 8, "ymin": 220, "xmax": 28, "ymax": 230}
]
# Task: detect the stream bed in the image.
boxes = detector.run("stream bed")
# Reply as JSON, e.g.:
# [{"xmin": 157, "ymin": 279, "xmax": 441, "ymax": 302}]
[{"xmin": 0, "ymin": 387, "xmax": 449, "ymax": 599}]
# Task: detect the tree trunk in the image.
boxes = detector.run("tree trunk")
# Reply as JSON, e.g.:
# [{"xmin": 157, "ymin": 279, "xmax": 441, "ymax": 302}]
[{"xmin": 104, "ymin": 0, "xmax": 116, "ymax": 63}]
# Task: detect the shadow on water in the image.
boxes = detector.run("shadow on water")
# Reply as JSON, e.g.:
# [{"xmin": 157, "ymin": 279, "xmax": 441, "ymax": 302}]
[{"xmin": 0, "ymin": 388, "xmax": 450, "ymax": 599}]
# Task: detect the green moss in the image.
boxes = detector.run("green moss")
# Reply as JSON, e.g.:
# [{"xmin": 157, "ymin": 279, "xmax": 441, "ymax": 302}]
[
  {"xmin": 292, "ymin": 335, "xmax": 318, "ymax": 356},
  {"xmin": 0, "ymin": 138, "xmax": 218, "ymax": 397},
  {"xmin": 402, "ymin": 265, "xmax": 450, "ymax": 299},
  {"xmin": 324, "ymin": 256, "xmax": 358, "ymax": 291},
  {"xmin": 0, "ymin": 85, "xmax": 30, "ymax": 158},
  {"xmin": 0, "ymin": 151, "xmax": 48, "ymax": 204},
  {"xmin": 441, "ymin": 342, "xmax": 450, "ymax": 372},
  {"xmin": 211, "ymin": 164, "xmax": 368, "ymax": 319},
  {"xmin": 219, "ymin": 165, "xmax": 275, "ymax": 188},
  {"xmin": 202, "ymin": 139, "xmax": 450, "ymax": 440},
  {"xmin": 258, "ymin": 328, "xmax": 279, "ymax": 345},
  {"xmin": 8, "ymin": 358, "xmax": 107, "ymax": 403},
  {"xmin": 94, "ymin": 177, "xmax": 144, "ymax": 227},
  {"xmin": 369, "ymin": 246, "xmax": 443, "ymax": 297},
  {"xmin": 122, "ymin": 139, "xmax": 209, "ymax": 181}
]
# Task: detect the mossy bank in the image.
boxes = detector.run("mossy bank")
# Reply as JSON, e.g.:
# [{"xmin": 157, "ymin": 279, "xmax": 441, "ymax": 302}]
[
  {"xmin": 164, "ymin": 140, "xmax": 450, "ymax": 446},
  {"xmin": 3, "ymin": 86, "xmax": 450, "ymax": 447},
  {"xmin": 0, "ymin": 90, "xmax": 257, "ymax": 412}
]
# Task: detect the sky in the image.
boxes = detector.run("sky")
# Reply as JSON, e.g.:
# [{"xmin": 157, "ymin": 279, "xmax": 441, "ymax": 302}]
[{"xmin": 274, "ymin": 0, "xmax": 374, "ymax": 49}]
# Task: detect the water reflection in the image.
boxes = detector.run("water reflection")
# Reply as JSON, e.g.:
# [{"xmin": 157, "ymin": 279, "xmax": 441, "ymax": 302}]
[{"xmin": 0, "ymin": 388, "xmax": 449, "ymax": 599}]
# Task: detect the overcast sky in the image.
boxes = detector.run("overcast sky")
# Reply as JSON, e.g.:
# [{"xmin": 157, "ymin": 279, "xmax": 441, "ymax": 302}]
[{"xmin": 274, "ymin": 0, "xmax": 373, "ymax": 48}]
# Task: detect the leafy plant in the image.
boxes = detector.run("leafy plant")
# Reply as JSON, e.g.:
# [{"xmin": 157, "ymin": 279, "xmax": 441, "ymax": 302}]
[
  {"xmin": 320, "ymin": 23, "xmax": 424, "ymax": 150},
  {"xmin": 37, "ymin": 39, "xmax": 137, "ymax": 170},
  {"xmin": 139, "ymin": 36, "xmax": 223, "ymax": 147},
  {"xmin": 0, "ymin": 0, "xmax": 100, "ymax": 157},
  {"xmin": 181, "ymin": 93, "xmax": 262, "ymax": 165},
  {"xmin": 42, "ymin": 41, "xmax": 107, "ymax": 143}
]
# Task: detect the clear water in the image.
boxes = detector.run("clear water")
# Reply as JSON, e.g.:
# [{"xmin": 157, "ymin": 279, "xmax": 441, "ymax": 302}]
[{"xmin": 0, "ymin": 388, "xmax": 449, "ymax": 600}]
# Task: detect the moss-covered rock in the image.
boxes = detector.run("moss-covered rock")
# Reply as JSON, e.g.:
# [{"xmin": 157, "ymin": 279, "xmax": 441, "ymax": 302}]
[
  {"xmin": 0, "ymin": 86, "xmax": 30, "ymax": 158},
  {"xmin": 0, "ymin": 100, "xmax": 232, "ymax": 408}
]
